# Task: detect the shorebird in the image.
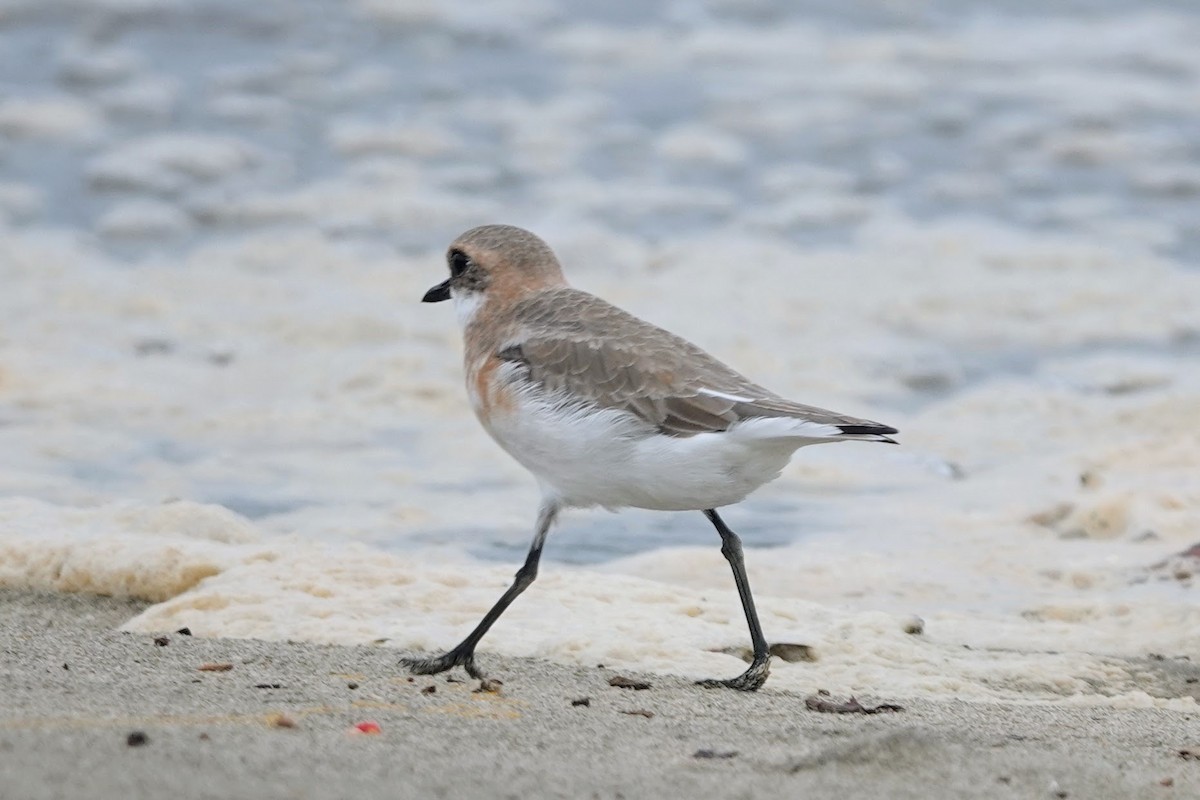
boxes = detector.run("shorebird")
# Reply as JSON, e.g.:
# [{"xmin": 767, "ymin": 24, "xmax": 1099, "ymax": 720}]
[{"xmin": 404, "ymin": 224, "xmax": 897, "ymax": 690}]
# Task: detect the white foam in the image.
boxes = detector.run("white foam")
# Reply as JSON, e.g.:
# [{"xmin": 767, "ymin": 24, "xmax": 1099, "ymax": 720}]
[
  {"xmin": 0, "ymin": 96, "xmax": 101, "ymax": 141},
  {"xmin": 86, "ymin": 133, "xmax": 265, "ymax": 193},
  {"xmin": 3, "ymin": 496, "xmax": 1190, "ymax": 705},
  {"xmin": 96, "ymin": 199, "xmax": 192, "ymax": 239}
]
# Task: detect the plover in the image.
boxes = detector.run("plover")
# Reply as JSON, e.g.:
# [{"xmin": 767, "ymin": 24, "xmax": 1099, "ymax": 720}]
[{"xmin": 404, "ymin": 224, "xmax": 897, "ymax": 690}]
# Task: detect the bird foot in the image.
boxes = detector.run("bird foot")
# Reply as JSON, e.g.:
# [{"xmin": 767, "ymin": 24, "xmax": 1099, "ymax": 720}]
[
  {"xmin": 401, "ymin": 646, "xmax": 484, "ymax": 679},
  {"xmin": 696, "ymin": 660, "xmax": 770, "ymax": 692}
]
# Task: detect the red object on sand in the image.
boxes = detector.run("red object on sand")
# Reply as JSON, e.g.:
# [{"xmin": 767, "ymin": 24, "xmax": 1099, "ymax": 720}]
[{"xmin": 353, "ymin": 721, "xmax": 382, "ymax": 734}]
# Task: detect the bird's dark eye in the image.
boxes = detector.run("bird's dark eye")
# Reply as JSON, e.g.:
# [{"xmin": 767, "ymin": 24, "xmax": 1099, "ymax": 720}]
[{"xmin": 448, "ymin": 249, "xmax": 470, "ymax": 277}]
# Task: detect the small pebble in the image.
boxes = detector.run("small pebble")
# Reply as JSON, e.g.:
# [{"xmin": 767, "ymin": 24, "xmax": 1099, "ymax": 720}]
[{"xmin": 693, "ymin": 749, "xmax": 738, "ymax": 759}]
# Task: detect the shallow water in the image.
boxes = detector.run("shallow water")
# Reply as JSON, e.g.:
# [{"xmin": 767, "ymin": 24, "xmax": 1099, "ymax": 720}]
[{"xmin": 1, "ymin": 0, "xmax": 1198, "ymax": 703}]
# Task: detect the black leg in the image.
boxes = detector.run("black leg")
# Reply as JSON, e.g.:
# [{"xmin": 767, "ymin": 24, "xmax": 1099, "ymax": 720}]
[
  {"xmin": 402, "ymin": 503, "xmax": 559, "ymax": 680},
  {"xmin": 697, "ymin": 508, "xmax": 771, "ymax": 691}
]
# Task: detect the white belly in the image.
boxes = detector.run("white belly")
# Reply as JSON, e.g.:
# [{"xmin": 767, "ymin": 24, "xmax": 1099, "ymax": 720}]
[{"xmin": 476, "ymin": 386, "xmax": 804, "ymax": 511}]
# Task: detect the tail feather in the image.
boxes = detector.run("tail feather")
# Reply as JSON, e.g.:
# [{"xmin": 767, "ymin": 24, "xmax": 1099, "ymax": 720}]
[
  {"xmin": 730, "ymin": 416, "xmax": 898, "ymax": 444},
  {"xmin": 835, "ymin": 422, "xmax": 899, "ymax": 444}
]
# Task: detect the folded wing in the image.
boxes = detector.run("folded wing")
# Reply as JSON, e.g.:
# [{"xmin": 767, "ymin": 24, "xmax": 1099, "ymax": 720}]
[{"xmin": 500, "ymin": 288, "xmax": 897, "ymax": 442}]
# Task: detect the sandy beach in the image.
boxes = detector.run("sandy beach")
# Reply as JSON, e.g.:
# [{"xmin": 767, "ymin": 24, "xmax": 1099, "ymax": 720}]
[{"xmin": 2, "ymin": 589, "xmax": 1197, "ymax": 800}]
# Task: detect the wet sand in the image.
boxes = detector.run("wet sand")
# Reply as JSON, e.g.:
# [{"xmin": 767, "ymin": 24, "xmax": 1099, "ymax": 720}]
[{"xmin": 2, "ymin": 589, "xmax": 1197, "ymax": 800}]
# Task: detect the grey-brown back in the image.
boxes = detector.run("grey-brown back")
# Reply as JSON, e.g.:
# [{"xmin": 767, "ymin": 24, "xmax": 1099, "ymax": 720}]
[{"xmin": 498, "ymin": 287, "xmax": 897, "ymax": 440}]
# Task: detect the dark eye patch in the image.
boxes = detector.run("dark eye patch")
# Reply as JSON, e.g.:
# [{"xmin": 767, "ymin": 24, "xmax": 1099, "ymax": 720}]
[{"xmin": 448, "ymin": 249, "xmax": 470, "ymax": 277}]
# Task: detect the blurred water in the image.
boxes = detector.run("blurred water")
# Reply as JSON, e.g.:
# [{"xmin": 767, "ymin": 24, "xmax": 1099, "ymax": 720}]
[{"xmin": 3, "ymin": 0, "xmax": 1199, "ymax": 260}]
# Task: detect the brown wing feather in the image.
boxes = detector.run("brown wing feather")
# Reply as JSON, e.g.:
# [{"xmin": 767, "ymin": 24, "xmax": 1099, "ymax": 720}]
[{"xmin": 500, "ymin": 287, "xmax": 896, "ymax": 439}]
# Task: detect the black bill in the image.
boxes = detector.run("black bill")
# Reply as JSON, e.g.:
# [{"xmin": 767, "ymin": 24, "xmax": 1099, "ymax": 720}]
[{"xmin": 422, "ymin": 279, "xmax": 451, "ymax": 303}]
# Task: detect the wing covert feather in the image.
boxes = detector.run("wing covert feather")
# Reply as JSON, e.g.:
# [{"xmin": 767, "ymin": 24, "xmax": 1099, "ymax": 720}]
[{"xmin": 499, "ymin": 288, "xmax": 895, "ymax": 439}]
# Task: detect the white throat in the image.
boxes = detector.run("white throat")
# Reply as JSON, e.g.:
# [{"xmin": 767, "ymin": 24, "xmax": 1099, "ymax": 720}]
[{"xmin": 453, "ymin": 289, "xmax": 484, "ymax": 329}]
